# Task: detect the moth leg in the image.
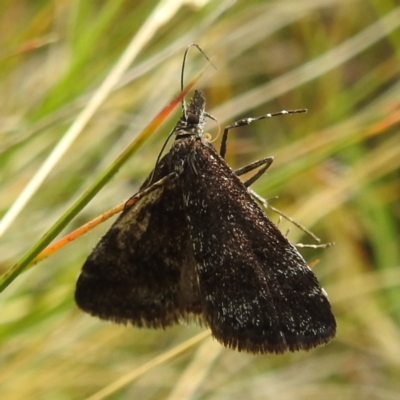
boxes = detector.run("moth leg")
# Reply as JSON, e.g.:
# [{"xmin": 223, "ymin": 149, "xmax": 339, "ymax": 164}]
[
  {"xmin": 249, "ymin": 188, "xmax": 334, "ymax": 248},
  {"xmin": 219, "ymin": 109, "xmax": 307, "ymax": 158},
  {"xmin": 235, "ymin": 155, "xmax": 329, "ymax": 247},
  {"xmin": 234, "ymin": 157, "xmax": 310, "ymax": 238},
  {"xmin": 233, "ymin": 154, "xmax": 328, "ymax": 247},
  {"xmin": 234, "ymin": 156, "xmax": 274, "ymax": 187},
  {"xmin": 124, "ymin": 172, "xmax": 177, "ymax": 210}
]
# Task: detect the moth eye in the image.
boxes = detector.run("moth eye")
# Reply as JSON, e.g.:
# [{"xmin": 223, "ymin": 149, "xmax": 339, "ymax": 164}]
[{"xmin": 186, "ymin": 113, "xmax": 200, "ymax": 124}]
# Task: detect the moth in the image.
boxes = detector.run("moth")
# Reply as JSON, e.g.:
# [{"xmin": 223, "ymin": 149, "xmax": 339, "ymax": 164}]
[{"xmin": 75, "ymin": 60, "xmax": 336, "ymax": 355}]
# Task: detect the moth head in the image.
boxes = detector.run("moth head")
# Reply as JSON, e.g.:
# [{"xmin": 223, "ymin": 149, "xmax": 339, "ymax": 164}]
[{"xmin": 182, "ymin": 90, "xmax": 206, "ymax": 124}]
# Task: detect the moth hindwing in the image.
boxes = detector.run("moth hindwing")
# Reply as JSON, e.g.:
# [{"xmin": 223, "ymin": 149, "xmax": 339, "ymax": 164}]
[{"xmin": 75, "ymin": 90, "xmax": 336, "ymax": 354}]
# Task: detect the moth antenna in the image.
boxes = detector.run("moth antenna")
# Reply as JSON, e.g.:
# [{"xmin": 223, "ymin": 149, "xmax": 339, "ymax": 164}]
[
  {"xmin": 148, "ymin": 45, "xmax": 217, "ymax": 185},
  {"xmin": 181, "ymin": 43, "xmax": 216, "ymax": 116},
  {"xmin": 181, "ymin": 43, "xmax": 216, "ymax": 92}
]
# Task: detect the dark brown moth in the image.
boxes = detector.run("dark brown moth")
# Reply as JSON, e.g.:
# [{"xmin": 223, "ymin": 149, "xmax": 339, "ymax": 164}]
[{"xmin": 75, "ymin": 56, "xmax": 336, "ymax": 354}]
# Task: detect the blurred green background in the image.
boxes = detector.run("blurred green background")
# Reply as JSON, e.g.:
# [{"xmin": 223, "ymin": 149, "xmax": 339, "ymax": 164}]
[{"xmin": 1, "ymin": 0, "xmax": 399, "ymax": 399}]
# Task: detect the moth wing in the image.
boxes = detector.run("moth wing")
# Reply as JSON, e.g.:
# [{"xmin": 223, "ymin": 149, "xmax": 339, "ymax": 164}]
[
  {"xmin": 75, "ymin": 163, "xmax": 202, "ymax": 328},
  {"xmin": 177, "ymin": 140, "xmax": 336, "ymax": 354}
]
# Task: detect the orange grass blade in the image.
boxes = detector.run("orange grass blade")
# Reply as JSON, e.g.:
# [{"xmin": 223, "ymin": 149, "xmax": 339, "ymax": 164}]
[{"xmin": 32, "ymin": 202, "xmax": 125, "ymax": 265}]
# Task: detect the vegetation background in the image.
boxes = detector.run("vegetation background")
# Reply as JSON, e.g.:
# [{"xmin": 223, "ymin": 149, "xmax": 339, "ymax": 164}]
[{"xmin": 1, "ymin": 0, "xmax": 399, "ymax": 399}]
